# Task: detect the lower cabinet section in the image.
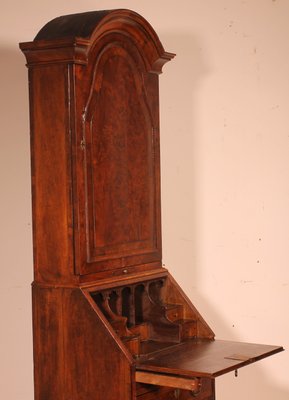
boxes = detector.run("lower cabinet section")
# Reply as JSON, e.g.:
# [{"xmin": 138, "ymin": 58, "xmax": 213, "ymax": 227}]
[{"xmin": 136, "ymin": 378, "xmax": 215, "ymax": 399}]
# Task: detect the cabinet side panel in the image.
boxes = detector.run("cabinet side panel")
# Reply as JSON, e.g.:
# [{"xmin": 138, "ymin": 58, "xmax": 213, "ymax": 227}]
[
  {"xmin": 33, "ymin": 285, "xmax": 132, "ymax": 400},
  {"xmin": 32, "ymin": 285, "xmax": 66, "ymax": 400},
  {"xmin": 29, "ymin": 65, "xmax": 74, "ymax": 283},
  {"xmin": 63, "ymin": 288, "xmax": 132, "ymax": 399}
]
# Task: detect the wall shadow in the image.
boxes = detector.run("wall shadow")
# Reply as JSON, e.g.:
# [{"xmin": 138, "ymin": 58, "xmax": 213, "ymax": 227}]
[
  {"xmin": 0, "ymin": 44, "xmax": 32, "ymax": 283},
  {"xmin": 158, "ymin": 32, "xmax": 287, "ymax": 400},
  {"xmin": 159, "ymin": 31, "xmax": 210, "ymax": 286},
  {"xmin": 0, "ymin": 44, "xmax": 34, "ymax": 399}
]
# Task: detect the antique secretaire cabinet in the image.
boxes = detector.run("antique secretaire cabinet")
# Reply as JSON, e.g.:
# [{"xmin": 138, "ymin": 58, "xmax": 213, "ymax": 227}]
[{"xmin": 20, "ymin": 9, "xmax": 283, "ymax": 400}]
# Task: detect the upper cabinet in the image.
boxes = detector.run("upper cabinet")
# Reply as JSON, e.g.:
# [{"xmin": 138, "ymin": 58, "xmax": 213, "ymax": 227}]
[{"xmin": 20, "ymin": 10, "xmax": 175, "ymax": 283}]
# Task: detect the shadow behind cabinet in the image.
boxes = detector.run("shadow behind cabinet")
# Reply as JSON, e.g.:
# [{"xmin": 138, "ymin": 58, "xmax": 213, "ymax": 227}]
[{"xmin": 20, "ymin": 10, "xmax": 283, "ymax": 400}]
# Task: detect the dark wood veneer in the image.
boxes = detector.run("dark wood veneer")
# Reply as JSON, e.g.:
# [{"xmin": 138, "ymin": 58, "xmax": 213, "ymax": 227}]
[{"xmin": 20, "ymin": 9, "xmax": 283, "ymax": 400}]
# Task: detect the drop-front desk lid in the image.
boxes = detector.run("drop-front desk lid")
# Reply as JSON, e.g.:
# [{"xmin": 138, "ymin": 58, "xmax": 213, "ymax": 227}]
[{"xmin": 136, "ymin": 339, "xmax": 283, "ymax": 382}]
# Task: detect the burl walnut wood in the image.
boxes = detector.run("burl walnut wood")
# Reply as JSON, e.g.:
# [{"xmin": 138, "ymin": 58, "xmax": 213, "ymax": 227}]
[
  {"xmin": 20, "ymin": 9, "xmax": 283, "ymax": 400},
  {"xmin": 21, "ymin": 10, "xmax": 174, "ymax": 285}
]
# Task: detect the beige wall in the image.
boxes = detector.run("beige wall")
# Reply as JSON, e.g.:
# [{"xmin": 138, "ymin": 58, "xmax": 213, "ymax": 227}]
[{"xmin": 1, "ymin": 1, "xmax": 288, "ymax": 399}]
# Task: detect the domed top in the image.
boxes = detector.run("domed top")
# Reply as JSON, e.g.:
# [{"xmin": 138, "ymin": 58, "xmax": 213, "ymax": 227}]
[
  {"xmin": 20, "ymin": 9, "xmax": 175, "ymax": 73},
  {"xmin": 34, "ymin": 10, "xmax": 116, "ymax": 41}
]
